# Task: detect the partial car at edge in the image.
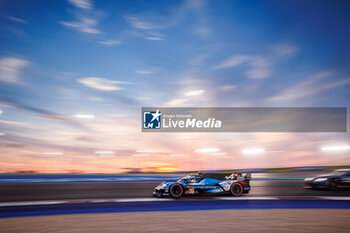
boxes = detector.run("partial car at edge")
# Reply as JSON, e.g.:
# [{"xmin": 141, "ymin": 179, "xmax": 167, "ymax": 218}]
[{"xmin": 304, "ymin": 169, "xmax": 350, "ymax": 190}]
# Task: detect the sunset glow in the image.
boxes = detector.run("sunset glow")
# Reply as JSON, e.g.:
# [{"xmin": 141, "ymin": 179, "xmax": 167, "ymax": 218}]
[{"xmin": 0, "ymin": 0, "xmax": 349, "ymax": 173}]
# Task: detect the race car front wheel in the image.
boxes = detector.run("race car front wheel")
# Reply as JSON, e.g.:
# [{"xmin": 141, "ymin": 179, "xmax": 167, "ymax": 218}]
[
  {"xmin": 169, "ymin": 183, "xmax": 184, "ymax": 198},
  {"xmin": 230, "ymin": 183, "xmax": 243, "ymax": 196}
]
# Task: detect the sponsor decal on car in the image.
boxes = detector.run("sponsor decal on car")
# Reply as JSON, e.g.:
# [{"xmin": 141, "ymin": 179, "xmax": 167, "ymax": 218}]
[{"xmin": 185, "ymin": 186, "xmax": 195, "ymax": 194}]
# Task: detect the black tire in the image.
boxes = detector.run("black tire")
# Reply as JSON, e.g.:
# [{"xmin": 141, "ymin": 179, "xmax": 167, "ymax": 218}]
[
  {"xmin": 169, "ymin": 183, "xmax": 184, "ymax": 198},
  {"xmin": 230, "ymin": 183, "xmax": 243, "ymax": 196},
  {"xmin": 328, "ymin": 178, "xmax": 339, "ymax": 191}
]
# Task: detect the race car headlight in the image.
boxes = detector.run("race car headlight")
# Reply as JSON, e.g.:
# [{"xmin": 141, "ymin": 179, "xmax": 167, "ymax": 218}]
[
  {"xmin": 314, "ymin": 178, "xmax": 328, "ymax": 182},
  {"xmin": 156, "ymin": 183, "xmax": 167, "ymax": 189},
  {"xmin": 304, "ymin": 178, "xmax": 313, "ymax": 182}
]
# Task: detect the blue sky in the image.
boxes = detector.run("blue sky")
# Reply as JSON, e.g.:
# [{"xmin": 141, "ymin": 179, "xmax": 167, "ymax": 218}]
[{"xmin": 0, "ymin": 0, "xmax": 349, "ymax": 173}]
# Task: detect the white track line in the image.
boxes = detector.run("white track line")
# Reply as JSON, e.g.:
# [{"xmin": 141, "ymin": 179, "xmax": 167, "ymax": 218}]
[
  {"xmin": 0, "ymin": 201, "xmax": 65, "ymax": 207},
  {"xmin": 216, "ymin": 197, "xmax": 279, "ymax": 200},
  {"xmin": 318, "ymin": 196, "xmax": 350, "ymax": 200},
  {"xmin": 115, "ymin": 198, "xmax": 174, "ymax": 202}
]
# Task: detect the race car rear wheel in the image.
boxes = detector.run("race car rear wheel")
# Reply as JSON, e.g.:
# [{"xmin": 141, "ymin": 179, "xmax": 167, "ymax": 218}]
[
  {"xmin": 169, "ymin": 183, "xmax": 184, "ymax": 198},
  {"xmin": 230, "ymin": 183, "xmax": 243, "ymax": 196}
]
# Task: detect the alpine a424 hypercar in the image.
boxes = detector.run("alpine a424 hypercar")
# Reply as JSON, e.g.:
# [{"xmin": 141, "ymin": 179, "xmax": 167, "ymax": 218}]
[{"xmin": 153, "ymin": 172, "xmax": 251, "ymax": 198}]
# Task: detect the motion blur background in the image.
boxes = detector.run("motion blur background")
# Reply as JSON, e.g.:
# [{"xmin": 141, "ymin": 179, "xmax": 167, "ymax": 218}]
[
  {"xmin": 0, "ymin": 0, "xmax": 350, "ymax": 174},
  {"xmin": 1, "ymin": 1, "xmax": 350, "ymax": 232}
]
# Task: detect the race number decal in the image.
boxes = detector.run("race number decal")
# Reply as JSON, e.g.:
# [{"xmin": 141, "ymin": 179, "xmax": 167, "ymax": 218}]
[{"xmin": 225, "ymin": 174, "xmax": 235, "ymax": 180}]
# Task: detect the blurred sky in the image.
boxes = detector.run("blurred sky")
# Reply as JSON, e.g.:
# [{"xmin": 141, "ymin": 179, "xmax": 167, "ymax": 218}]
[{"xmin": 0, "ymin": 0, "xmax": 349, "ymax": 173}]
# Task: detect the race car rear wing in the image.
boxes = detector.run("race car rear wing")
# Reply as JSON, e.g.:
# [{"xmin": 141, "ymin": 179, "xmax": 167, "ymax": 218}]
[
  {"xmin": 199, "ymin": 172, "xmax": 251, "ymax": 180},
  {"xmin": 224, "ymin": 173, "xmax": 251, "ymax": 180},
  {"xmin": 243, "ymin": 173, "xmax": 252, "ymax": 180}
]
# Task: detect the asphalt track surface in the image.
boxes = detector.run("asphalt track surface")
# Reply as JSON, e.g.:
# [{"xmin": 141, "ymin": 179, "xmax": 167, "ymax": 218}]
[
  {"xmin": 2, "ymin": 210, "xmax": 350, "ymax": 233},
  {"xmin": 1, "ymin": 180, "xmax": 350, "ymax": 202}
]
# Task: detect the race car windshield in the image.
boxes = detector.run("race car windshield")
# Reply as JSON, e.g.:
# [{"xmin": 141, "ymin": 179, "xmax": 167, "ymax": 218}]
[
  {"xmin": 328, "ymin": 171, "xmax": 347, "ymax": 176},
  {"xmin": 177, "ymin": 176, "xmax": 203, "ymax": 183}
]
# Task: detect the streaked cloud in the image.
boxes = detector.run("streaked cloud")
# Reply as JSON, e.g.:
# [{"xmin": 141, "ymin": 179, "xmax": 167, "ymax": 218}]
[
  {"xmin": 145, "ymin": 32, "xmax": 165, "ymax": 41},
  {"xmin": 211, "ymin": 152, "xmax": 227, "ymax": 156},
  {"xmin": 195, "ymin": 148, "xmax": 219, "ymax": 153},
  {"xmin": 0, "ymin": 119, "xmax": 34, "ymax": 128},
  {"xmin": 125, "ymin": 16, "xmax": 155, "ymax": 30},
  {"xmin": 136, "ymin": 67, "xmax": 159, "ymax": 75},
  {"xmin": 184, "ymin": 90, "xmax": 204, "ymax": 97},
  {"xmin": 267, "ymin": 72, "xmax": 350, "ymax": 103},
  {"xmin": 95, "ymin": 150, "xmax": 115, "ymax": 154},
  {"xmin": 145, "ymin": 36, "xmax": 164, "ymax": 41},
  {"xmin": 68, "ymin": 0, "xmax": 92, "ymax": 10},
  {"xmin": 321, "ymin": 145, "xmax": 350, "ymax": 152},
  {"xmin": 7, "ymin": 16, "xmax": 27, "ymax": 24},
  {"xmin": 213, "ymin": 45, "xmax": 295, "ymax": 79},
  {"xmin": 124, "ymin": 0, "xmax": 212, "ymax": 39},
  {"xmin": 165, "ymin": 76, "xmax": 213, "ymax": 107},
  {"xmin": 0, "ymin": 57, "xmax": 29, "ymax": 83},
  {"xmin": 41, "ymin": 152, "xmax": 64, "ymax": 155},
  {"xmin": 132, "ymin": 154, "xmax": 149, "ymax": 157},
  {"xmin": 212, "ymin": 55, "xmax": 250, "ymax": 70},
  {"xmin": 242, "ymin": 148, "xmax": 265, "ymax": 155},
  {"xmin": 136, "ymin": 149, "xmax": 154, "ymax": 153},
  {"xmin": 212, "ymin": 55, "xmax": 271, "ymax": 79},
  {"xmin": 98, "ymin": 40, "xmax": 121, "ymax": 46},
  {"xmin": 61, "ymin": 16, "xmax": 100, "ymax": 34},
  {"xmin": 0, "ymin": 98, "xmax": 88, "ymax": 129},
  {"xmin": 73, "ymin": 114, "xmax": 95, "ymax": 119},
  {"xmin": 78, "ymin": 77, "xmax": 131, "ymax": 91},
  {"xmin": 61, "ymin": 0, "xmax": 102, "ymax": 34}
]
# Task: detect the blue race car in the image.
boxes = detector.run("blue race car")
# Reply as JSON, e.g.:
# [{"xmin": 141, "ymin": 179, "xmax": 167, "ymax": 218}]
[{"xmin": 153, "ymin": 172, "xmax": 251, "ymax": 198}]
